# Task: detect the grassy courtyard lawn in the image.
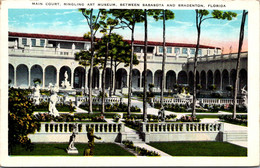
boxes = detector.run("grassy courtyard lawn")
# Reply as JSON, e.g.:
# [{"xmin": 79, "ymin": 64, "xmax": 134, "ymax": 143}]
[
  {"xmin": 10, "ymin": 143, "xmax": 134, "ymax": 156},
  {"xmin": 149, "ymin": 142, "xmax": 247, "ymax": 156}
]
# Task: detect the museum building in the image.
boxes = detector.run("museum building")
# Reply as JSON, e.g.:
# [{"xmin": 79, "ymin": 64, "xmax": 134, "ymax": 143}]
[{"xmin": 8, "ymin": 32, "xmax": 247, "ymax": 95}]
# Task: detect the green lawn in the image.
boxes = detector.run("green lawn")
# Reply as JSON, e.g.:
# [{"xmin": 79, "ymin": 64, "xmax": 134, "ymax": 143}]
[
  {"xmin": 149, "ymin": 142, "xmax": 247, "ymax": 156},
  {"xmin": 10, "ymin": 143, "xmax": 134, "ymax": 156}
]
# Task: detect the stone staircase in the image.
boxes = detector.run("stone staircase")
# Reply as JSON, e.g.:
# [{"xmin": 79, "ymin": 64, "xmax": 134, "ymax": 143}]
[
  {"xmin": 225, "ymin": 130, "xmax": 247, "ymax": 141},
  {"xmin": 124, "ymin": 132, "xmax": 143, "ymax": 143}
]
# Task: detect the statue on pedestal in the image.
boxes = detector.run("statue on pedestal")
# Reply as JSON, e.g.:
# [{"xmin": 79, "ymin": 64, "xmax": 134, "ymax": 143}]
[
  {"xmin": 241, "ymin": 86, "xmax": 248, "ymax": 109},
  {"xmin": 84, "ymin": 128, "xmax": 101, "ymax": 156},
  {"xmin": 33, "ymin": 84, "xmax": 41, "ymax": 105},
  {"xmin": 158, "ymin": 108, "xmax": 165, "ymax": 122},
  {"xmin": 49, "ymin": 84, "xmax": 59, "ymax": 117},
  {"xmin": 61, "ymin": 71, "xmax": 72, "ymax": 89},
  {"xmin": 67, "ymin": 124, "xmax": 78, "ymax": 154}
]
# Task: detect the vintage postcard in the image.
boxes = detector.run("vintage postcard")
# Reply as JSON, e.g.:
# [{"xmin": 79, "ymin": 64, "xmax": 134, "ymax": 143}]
[{"xmin": 0, "ymin": 0, "xmax": 259, "ymax": 166}]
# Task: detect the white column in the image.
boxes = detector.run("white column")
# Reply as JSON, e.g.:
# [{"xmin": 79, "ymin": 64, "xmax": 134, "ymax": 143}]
[
  {"xmin": 42, "ymin": 68, "xmax": 45, "ymax": 88},
  {"xmin": 85, "ymin": 69, "xmax": 88, "ymax": 89},
  {"xmin": 71, "ymin": 69, "xmax": 74, "ymax": 88},
  {"xmin": 56, "ymin": 70, "xmax": 60, "ymax": 87},
  {"xmin": 28, "ymin": 68, "xmax": 31, "ymax": 87},
  {"xmin": 14, "ymin": 67, "xmax": 17, "ymax": 87},
  {"xmin": 126, "ymin": 74, "xmax": 129, "ymax": 87},
  {"xmin": 99, "ymin": 70, "xmax": 102, "ymax": 90}
]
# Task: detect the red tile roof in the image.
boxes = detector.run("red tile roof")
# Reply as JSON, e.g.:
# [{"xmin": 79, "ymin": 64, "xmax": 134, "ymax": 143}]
[{"xmin": 9, "ymin": 32, "xmax": 220, "ymax": 49}]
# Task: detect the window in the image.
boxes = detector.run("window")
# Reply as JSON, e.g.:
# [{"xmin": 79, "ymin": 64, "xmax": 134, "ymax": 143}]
[
  {"xmin": 22, "ymin": 38, "xmax": 27, "ymax": 45},
  {"xmin": 190, "ymin": 49, "xmax": 195, "ymax": 55},
  {"xmin": 198, "ymin": 49, "xmax": 202, "ymax": 55},
  {"xmin": 159, "ymin": 46, "xmax": 163, "ymax": 53},
  {"xmin": 134, "ymin": 46, "xmax": 142, "ymax": 53},
  {"xmin": 174, "ymin": 48, "xmax": 180, "ymax": 54},
  {"xmin": 167, "ymin": 47, "xmax": 172, "ymax": 54},
  {"xmin": 31, "ymin": 39, "xmax": 36, "ymax": 47},
  {"xmin": 40, "ymin": 39, "xmax": 45, "ymax": 47},
  {"xmin": 182, "ymin": 48, "xmax": 187, "ymax": 54}
]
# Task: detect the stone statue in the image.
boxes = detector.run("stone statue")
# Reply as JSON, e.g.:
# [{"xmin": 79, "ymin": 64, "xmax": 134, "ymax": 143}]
[
  {"xmin": 33, "ymin": 84, "xmax": 41, "ymax": 105},
  {"xmin": 187, "ymin": 48, "xmax": 190, "ymax": 57},
  {"xmin": 49, "ymin": 84, "xmax": 59, "ymax": 117},
  {"xmin": 61, "ymin": 71, "xmax": 72, "ymax": 89},
  {"xmin": 14, "ymin": 40, "xmax": 18, "ymax": 49},
  {"xmin": 67, "ymin": 124, "xmax": 78, "ymax": 154},
  {"xmin": 241, "ymin": 86, "xmax": 248, "ymax": 109},
  {"xmin": 84, "ymin": 128, "xmax": 101, "ymax": 156},
  {"xmin": 158, "ymin": 108, "xmax": 165, "ymax": 122}
]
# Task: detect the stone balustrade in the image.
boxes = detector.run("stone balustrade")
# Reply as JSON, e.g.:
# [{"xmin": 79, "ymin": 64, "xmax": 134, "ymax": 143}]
[
  {"xmin": 141, "ymin": 122, "xmax": 223, "ymax": 133},
  {"xmin": 37, "ymin": 122, "xmax": 125, "ymax": 134},
  {"xmin": 152, "ymin": 97, "xmax": 243, "ymax": 106},
  {"xmin": 29, "ymin": 95, "xmax": 122, "ymax": 105},
  {"xmin": 85, "ymin": 97, "xmax": 121, "ymax": 105},
  {"xmin": 140, "ymin": 122, "xmax": 224, "ymax": 143},
  {"xmin": 152, "ymin": 97, "xmax": 192, "ymax": 105},
  {"xmin": 198, "ymin": 98, "xmax": 243, "ymax": 105}
]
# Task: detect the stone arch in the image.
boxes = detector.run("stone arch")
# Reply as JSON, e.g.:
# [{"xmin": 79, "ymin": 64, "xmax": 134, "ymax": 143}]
[
  {"xmin": 142, "ymin": 69, "xmax": 153, "ymax": 87},
  {"xmin": 105, "ymin": 68, "xmax": 113, "ymax": 89},
  {"xmin": 200, "ymin": 70, "xmax": 206, "ymax": 90},
  {"xmin": 195, "ymin": 71, "xmax": 200, "ymax": 87},
  {"xmin": 177, "ymin": 71, "xmax": 187, "ymax": 84},
  {"xmin": 132, "ymin": 69, "xmax": 140, "ymax": 89},
  {"xmin": 16, "ymin": 64, "xmax": 29, "ymax": 87},
  {"xmin": 30, "ymin": 64, "xmax": 43, "ymax": 87},
  {"xmin": 59, "ymin": 66, "xmax": 72, "ymax": 87},
  {"xmin": 214, "ymin": 70, "xmax": 221, "ymax": 90},
  {"xmin": 45, "ymin": 65, "xmax": 57, "ymax": 87},
  {"xmin": 9, "ymin": 64, "xmax": 14, "ymax": 86},
  {"xmin": 207, "ymin": 70, "xmax": 213, "ymax": 88},
  {"xmin": 116, "ymin": 68, "xmax": 127, "ymax": 89},
  {"xmin": 188, "ymin": 71, "xmax": 194, "ymax": 89},
  {"xmin": 222, "ymin": 69, "xmax": 229, "ymax": 90},
  {"xmin": 239, "ymin": 69, "xmax": 247, "ymax": 90},
  {"xmin": 166, "ymin": 70, "xmax": 176, "ymax": 89},
  {"xmin": 88, "ymin": 67, "xmax": 100, "ymax": 89},
  {"xmin": 74, "ymin": 66, "xmax": 85, "ymax": 89},
  {"xmin": 154, "ymin": 70, "xmax": 162, "ymax": 88},
  {"xmin": 230, "ymin": 69, "xmax": 236, "ymax": 88}
]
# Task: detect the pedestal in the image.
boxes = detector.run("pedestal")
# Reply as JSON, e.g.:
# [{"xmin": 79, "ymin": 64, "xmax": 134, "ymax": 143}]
[{"xmin": 67, "ymin": 147, "xmax": 79, "ymax": 155}]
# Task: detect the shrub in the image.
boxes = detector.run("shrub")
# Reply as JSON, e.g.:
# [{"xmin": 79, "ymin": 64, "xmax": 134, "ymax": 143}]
[
  {"xmin": 178, "ymin": 115, "xmax": 200, "ymax": 122},
  {"xmin": 9, "ymin": 88, "xmax": 39, "ymax": 152}
]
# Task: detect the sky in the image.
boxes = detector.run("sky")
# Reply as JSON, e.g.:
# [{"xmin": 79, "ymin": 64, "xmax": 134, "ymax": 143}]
[{"xmin": 8, "ymin": 9, "xmax": 248, "ymax": 54}]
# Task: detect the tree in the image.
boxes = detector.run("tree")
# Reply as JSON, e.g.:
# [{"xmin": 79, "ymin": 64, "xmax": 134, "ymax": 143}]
[
  {"xmin": 233, "ymin": 10, "xmax": 248, "ymax": 119},
  {"xmin": 74, "ymin": 50, "xmax": 99, "ymax": 95},
  {"xmin": 110, "ymin": 9, "xmax": 144, "ymax": 117},
  {"xmin": 192, "ymin": 10, "xmax": 237, "ymax": 117},
  {"xmin": 80, "ymin": 9, "xmax": 106, "ymax": 113},
  {"xmin": 142, "ymin": 9, "xmax": 174, "ymax": 122},
  {"xmin": 97, "ymin": 11, "xmax": 125, "ymax": 115},
  {"xmin": 8, "ymin": 88, "xmax": 39, "ymax": 153}
]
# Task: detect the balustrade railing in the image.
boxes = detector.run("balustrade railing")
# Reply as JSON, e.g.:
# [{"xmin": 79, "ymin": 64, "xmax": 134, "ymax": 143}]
[
  {"xmin": 152, "ymin": 97, "xmax": 243, "ymax": 105},
  {"xmin": 37, "ymin": 122, "xmax": 124, "ymax": 134},
  {"xmin": 141, "ymin": 122, "xmax": 223, "ymax": 133},
  {"xmin": 29, "ymin": 95, "xmax": 121, "ymax": 105}
]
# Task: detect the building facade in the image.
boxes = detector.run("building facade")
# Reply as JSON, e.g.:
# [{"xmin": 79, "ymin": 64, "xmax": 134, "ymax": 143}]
[{"xmin": 8, "ymin": 32, "xmax": 247, "ymax": 95}]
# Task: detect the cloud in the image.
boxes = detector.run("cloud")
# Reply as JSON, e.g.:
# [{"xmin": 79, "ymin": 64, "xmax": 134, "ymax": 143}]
[{"xmin": 54, "ymin": 11, "xmax": 77, "ymax": 15}]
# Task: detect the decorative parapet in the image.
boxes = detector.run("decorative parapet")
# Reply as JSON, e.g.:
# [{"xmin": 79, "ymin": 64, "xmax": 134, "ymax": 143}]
[
  {"xmin": 141, "ymin": 122, "xmax": 224, "ymax": 133},
  {"xmin": 37, "ymin": 122, "xmax": 125, "ymax": 134}
]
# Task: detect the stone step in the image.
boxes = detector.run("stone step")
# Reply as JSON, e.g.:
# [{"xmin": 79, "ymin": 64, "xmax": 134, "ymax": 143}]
[{"xmin": 226, "ymin": 132, "xmax": 247, "ymax": 141}]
